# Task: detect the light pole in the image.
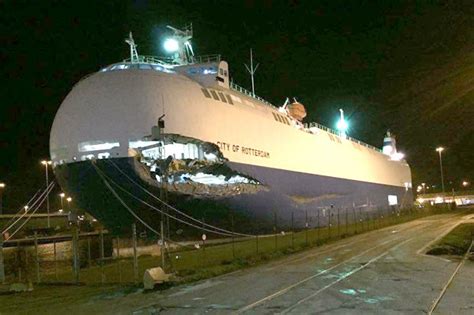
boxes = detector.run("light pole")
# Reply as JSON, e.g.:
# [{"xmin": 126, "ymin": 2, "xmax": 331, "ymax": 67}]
[
  {"xmin": 435, "ymin": 147, "xmax": 445, "ymax": 200},
  {"xmin": 59, "ymin": 193, "xmax": 65, "ymax": 213},
  {"xmin": 41, "ymin": 160, "xmax": 52, "ymax": 228},
  {"xmin": 421, "ymin": 182, "xmax": 426, "ymax": 194},
  {"xmin": 0, "ymin": 183, "xmax": 5, "ymax": 215}
]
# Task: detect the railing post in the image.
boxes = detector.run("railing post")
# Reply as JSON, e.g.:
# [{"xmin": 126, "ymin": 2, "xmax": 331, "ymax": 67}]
[
  {"xmin": 100, "ymin": 229, "xmax": 105, "ymax": 284},
  {"xmin": 160, "ymin": 221, "xmax": 165, "ymax": 270},
  {"xmin": 34, "ymin": 231, "xmax": 40, "ymax": 284},
  {"xmin": 305, "ymin": 210, "xmax": 308, "ymax": 246},
  {"xmin": 53, "ymin": 240, "xmax": 58, "ymax": 281},
  {"xmin": 0, "ymin": 234, "xmax": 5, "ymax": 284},
  {"xmin": 116, "ymin": 236, "xmax": 122, "ymax": 283},
  {"xmin": 291, "ymin": 212, "xmax": 294, "ymax": 248},
  {"xmin": 132, "ymin": 223, "xmax": 138, "ymax": 285},
  {"xmin": 72, "ymin": 226, "xmax": 79, "ymax": 284}
]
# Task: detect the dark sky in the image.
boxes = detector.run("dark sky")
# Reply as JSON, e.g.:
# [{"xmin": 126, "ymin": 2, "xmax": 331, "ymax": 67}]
[{"xmin": 0, "ymin": 1, "xmax": 473, "ymax": 210}]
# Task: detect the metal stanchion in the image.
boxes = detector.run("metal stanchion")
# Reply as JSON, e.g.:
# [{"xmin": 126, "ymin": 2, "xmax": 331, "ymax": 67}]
[
  {"xmin": 274, "ymin": 211, "xmax": 278, "ymax": 250},
  {"xmin": 161, "ymin": 221, "xmax": 165, "ymax": 270},
  {"xmin": 116, "ymin": 236, "xmax": 122, "ymax": 283},
  {"xmin": 72, "ymin": 226, "xmax": 79, "ymax": 284},
  {"xmin": 132, "ymin": 223, "xmax": 138, "ymax": 285},
  {"xmin": 87, "ymin": 237, "xmax": 92, "ymax": 267},
  {"xmin": 34, "ymin": 231, "xmax": 40, "ymax": 283},
  {"xmin": 100, "ymin": 229, "xmax": 105, "ymax": 284},
  {"xmin": 291, "ymin": 212, "xmax": 294, "ymax": 248},
  {"xmin": 0, "ymin": 235, "xmax": 5, "ymax": 284},
  {"xmin": 305, "ymin": 210, "xmax": 309, "ymax": 246},
  {"xmin": 53, "ymin": 240, "xmax": 58, "ymax": 281}
]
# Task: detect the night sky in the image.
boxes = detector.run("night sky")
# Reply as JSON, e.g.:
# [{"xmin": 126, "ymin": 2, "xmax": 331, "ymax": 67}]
[{"xmin": 0, "ymin": 1, "xmax": 473, "ymax": 211}]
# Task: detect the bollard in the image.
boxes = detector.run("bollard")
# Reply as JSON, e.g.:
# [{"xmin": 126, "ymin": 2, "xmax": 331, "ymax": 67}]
[
  {"xmin": 132, "ymin": 223, "xmax": 138, "ymax": 285},
  {"xmin": 0, "ymin": 234, "xmax": 5, "ymax": 284},
  {"xmin": 34, "ymin": 231, "xmax": 40, "ymax": 284}
]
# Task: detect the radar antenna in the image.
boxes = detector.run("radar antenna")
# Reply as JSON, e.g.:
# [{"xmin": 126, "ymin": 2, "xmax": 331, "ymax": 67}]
[
  {"xmin": 244, "ymin": 48, "xmax": 259, "ymax": 97},
  {"xmin": 125, "ymin": 32, "xmax": 139, "ymax": 63},
  {"xmin": 166, "ymin": 24, "xmax": 194, "ymax": 64}
]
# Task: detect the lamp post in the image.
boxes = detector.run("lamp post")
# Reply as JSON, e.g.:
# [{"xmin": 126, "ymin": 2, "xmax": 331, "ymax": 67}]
[
  {"xmin": 0, "ymin": 183, "xmax": 5, "ymax": 215},
  {"xmin": 421, "ymin": 182, "xmax": 426, "ymax": 194},
  {"xmin": 41, "ymin": 160, "xmax": 52, "ymax": 228},
  {"xmin": 59, "ymin": 193, "xmax": 65, "ymax": 213},
  {"xmin": 435, "ymin": 147, "xmax": 445, "ymax": 200}
]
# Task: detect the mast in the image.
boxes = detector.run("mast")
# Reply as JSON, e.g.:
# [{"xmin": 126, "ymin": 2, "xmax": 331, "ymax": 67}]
[
  {"xmin": 125, "ymin": 32, "xmax": 139, "ymax": 63},
  {"xmin": 245, "ymin": 48, "xmax": 259, "ymax": 97}
]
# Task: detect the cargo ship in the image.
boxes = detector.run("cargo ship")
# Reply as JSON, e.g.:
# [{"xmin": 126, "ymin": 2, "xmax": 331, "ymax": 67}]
[{"xmin": 50, "ymin": 26, "xmax": 413, "ymax": 234}]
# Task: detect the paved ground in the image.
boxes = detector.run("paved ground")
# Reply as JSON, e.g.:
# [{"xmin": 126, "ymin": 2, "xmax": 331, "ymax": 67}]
[{"xmin": 1, "ymin": 211, "xmax": 473, "ymax": 314}]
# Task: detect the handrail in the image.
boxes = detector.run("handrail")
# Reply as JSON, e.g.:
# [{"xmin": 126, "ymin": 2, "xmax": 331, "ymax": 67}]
[
  {"xmin": 229, "ymin": 82, "xmax": 277, "ymax": 109},
  {"xmin": 304, "ymin": 122, "xmax": 382, "ymax": 152}
]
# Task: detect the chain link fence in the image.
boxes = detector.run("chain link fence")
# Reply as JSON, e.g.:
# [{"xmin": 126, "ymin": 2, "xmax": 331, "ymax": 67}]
[{"xmin": 0, "ymin": 204, "xmax": 455, "ymax": 286}]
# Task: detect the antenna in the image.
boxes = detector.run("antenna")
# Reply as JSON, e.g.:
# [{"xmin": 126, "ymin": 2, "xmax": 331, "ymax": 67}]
[
  {"xmin": 125, "ymin": 32, "xmax": 139, "ymax": 63},
  {"xmin": 244, "ymin": 48, "xmax": 259, "ymax": 97}
]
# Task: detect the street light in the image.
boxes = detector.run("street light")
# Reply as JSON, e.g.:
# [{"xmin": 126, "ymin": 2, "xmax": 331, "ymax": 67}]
[
  {"xmin": 0, "ymin": 182, "xmax": 5, "ymax": 215},
  {"xmin": 462, "ymin": 181, "xmax": 469, "ymax": 188},
  {"xmin": 59, "ymin": 193, "xmax": 65, "ymax": 213},
  {"xmin": 435, "ymin": 147, "xmax": 445, "ymax": 200},
  {"xmin": 24, "ymin": 205, "xmax": 29, "ymax": 213},
  {"xmin": 421, "ymin": 182, "xmax": 426, "ymax": 194},
  {"xmin": 41, "ymin": 160, "xmax": 52, "ymax": 228}
]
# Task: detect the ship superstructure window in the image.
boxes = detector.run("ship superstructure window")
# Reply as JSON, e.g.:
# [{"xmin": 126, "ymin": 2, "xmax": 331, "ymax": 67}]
[
  {"xmin": 218, "ymin": 92, "xmax": 227, "ymax": 103},
  {"xmin": 78, "ymin": 141, "xmax": 120, "ymax": 152},
  {"xmin": 272, "ymin": 112, "xmax": 290, "ymax": 125},
  {"xmin": 210, "ymin": 90, "xmax": 219, "ymax": 100},
  {"xmin": 225, "ymin": 94, "xmax": 233, "ymax": 104},
  {"xmin": 201, "ymin": 88, "xmax": 211, "ymax": 98}
]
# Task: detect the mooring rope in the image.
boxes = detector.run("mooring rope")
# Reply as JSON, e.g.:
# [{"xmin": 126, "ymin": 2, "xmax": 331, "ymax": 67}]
[{"xmin": 107, "ymin": 159, "xmax": 253, "ymax": 237}]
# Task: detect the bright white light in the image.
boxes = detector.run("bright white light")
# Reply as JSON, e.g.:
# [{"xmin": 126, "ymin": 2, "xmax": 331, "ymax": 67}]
[
  {"xmin": 0, "ymin": 183, "xmax": 5, "ymax": 188},
  {"xmin": 436, "ymin": 147, "xmax": 444, "ymax": 153},
  {"xmin": 163, "ymin": 38, "xmax": 179, "ymax": 53},
  {"xmin": 390, "ymin": 152, "xmax": 405, "ymax": 161},
  {"xmin": 58, "ymin": 209, "xmax": 63, "ymax": 213},
  {"xmin": 336, "ymin": 119, "xmax": 348, "ymax": 131},
  {"xmin": 417, "ymin": 198, "xmax": 424, "ymax": 203},
  {"xmin": 388, "ymin": 195, "xmax": 398, "ymax": 206}
]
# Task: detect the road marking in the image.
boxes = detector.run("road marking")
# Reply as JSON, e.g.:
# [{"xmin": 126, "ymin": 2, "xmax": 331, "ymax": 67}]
[
  {"xmin": 237, "ymin": 219, "xmax": 441, "ymax": 313},
  {"xmin": 236, "ymin": 236, "xmax": 403, "ymax": 313},
  {"xmin": 428, "ymin": 240, "xmax": 474, "ymax": 315},
  {"xmin": 278, "ymin": 237, "xmax": 414, "ymax": 314}
]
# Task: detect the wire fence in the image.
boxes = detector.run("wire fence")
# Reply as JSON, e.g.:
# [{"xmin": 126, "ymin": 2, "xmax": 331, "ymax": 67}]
[{"xmin": 0, "ymin": 204, "xmax": 454, "ymax": 286}]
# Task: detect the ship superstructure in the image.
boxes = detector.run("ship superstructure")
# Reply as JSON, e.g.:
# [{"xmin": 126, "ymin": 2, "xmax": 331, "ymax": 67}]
[{"xmin": 50, "ymin": 26, "xmax": 413, "ymax": 233}]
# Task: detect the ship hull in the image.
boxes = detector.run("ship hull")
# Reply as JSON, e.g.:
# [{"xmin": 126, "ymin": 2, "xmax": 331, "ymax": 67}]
[{"xmin": 54, "ymin": 157, "xmax": 412, "ymax": 235}]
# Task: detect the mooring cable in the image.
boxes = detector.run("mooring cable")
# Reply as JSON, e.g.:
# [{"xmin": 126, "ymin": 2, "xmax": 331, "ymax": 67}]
[
  {"xmin": 6, "ymin": 183, "xmax": 56, "ymax": 240},
  {"xmin": 107, "ymin": 159, "xmax": 253, "ymax": 237},
  {"xmin": 94, "ymin": 162, "xmax": 240, "ymax": 237},
  {"xmin": 1, "ymin": 188, "xmax": 41, "ymax": 233},
  {"xmin": 92, "ymin": 161, "xmax": 162, "ymax": 236},
  {"xmin": 2, "ymin": 182, "xmax": 54, "ymax": 235}
]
